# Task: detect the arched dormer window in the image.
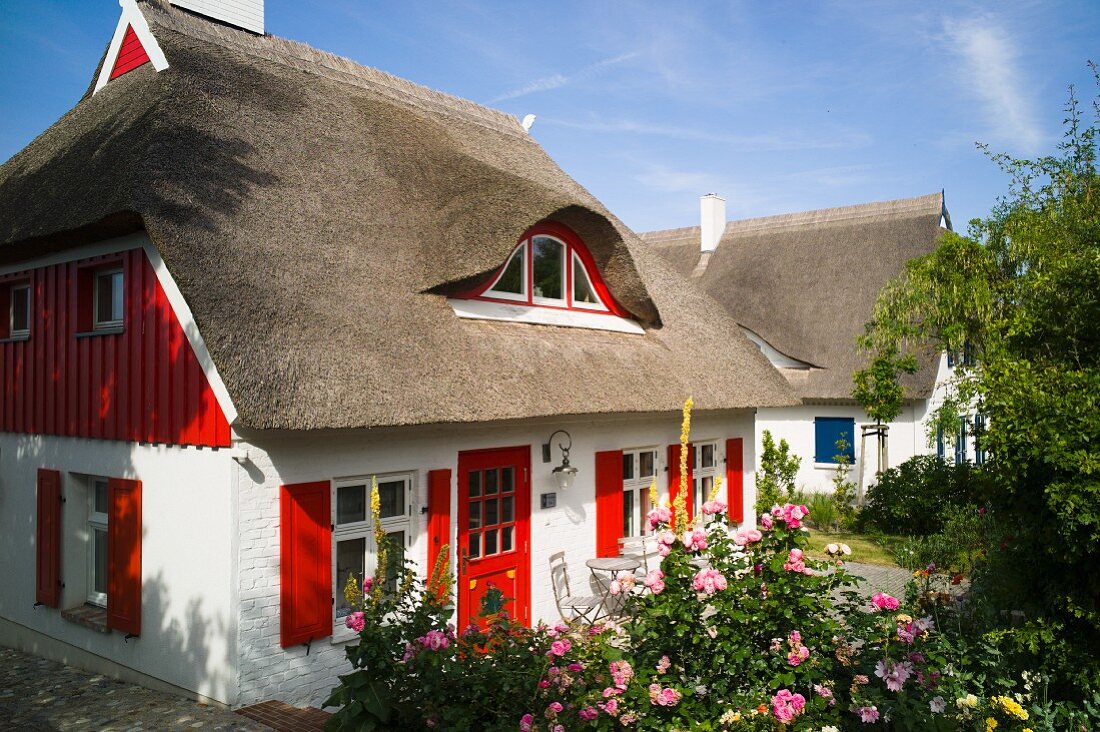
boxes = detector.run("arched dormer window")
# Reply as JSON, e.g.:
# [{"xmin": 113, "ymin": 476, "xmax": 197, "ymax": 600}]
[{"xmin": 448, "ymin": 223, "xmax": 643, "ymax": 334}]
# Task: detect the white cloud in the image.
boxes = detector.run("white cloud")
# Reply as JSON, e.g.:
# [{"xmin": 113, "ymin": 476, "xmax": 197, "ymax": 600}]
[
  {"xmin": 490, "ymin": 52, "xmax": 639, "ymax": 102},
  {"xmin": 943, "ymin": 16, "xmax": 1043, "ymax": 153}
]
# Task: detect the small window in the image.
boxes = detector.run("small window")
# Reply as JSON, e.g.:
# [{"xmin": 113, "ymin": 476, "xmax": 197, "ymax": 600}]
[
  {"xmin": 487, "ymin": 246, "xmax": 526, "ymax": 300},
  {"xmin": 814, "ymin": 417, "xmax": 855, "ymax": 463},
  {"xmin": 572, "ymin": 253, "xmax": 601, "ymax": 308},
  {"xmin": 531, "ymin": 236, "xmax": 564, "ymax": 303},
  {"xmin": 88, "ymin": 477, "xmax": 109, "ymax": 607},
  {"xmin": 9, "ymin": 283, "xmax": 30, "ymax": 338},
  {"xmin": 622, "ymin": 447, "xmax": 658, "ymax": 537},
  {"xmin": 692, "ymin": 440, "xmax": 720, "ymax": 516},
  {"xmin": 94, "ymin": 269, "xmax": 124, "ymax": 330}
]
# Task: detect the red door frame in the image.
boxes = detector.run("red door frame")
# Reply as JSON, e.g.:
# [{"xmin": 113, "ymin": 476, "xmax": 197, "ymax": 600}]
[{"xmin": 456, "ymin": 445, "xmax": 531, "ymax": 629}]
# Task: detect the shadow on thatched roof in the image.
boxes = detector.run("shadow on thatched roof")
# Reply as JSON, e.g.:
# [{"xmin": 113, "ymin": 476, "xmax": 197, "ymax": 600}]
[
  {"xmin": 0, "ymin": 0, "xmax": 797, "ymax": 430},
  {"xmin": 640, "ymin": 193, "xmax": 948, "ymax": 401}
]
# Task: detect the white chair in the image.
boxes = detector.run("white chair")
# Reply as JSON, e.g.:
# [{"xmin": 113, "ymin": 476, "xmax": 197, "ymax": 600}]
[
  {"xmin": 549, "ymin": 551, "xmax": 602, "ymax": 623},
  {"xmin": 617, "ymin": 535, "xmax": 654, "ymax": 576}
]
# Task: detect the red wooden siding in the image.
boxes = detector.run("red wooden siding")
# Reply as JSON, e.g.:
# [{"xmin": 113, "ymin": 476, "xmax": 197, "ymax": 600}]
[
  {"xmin": 109, "ymin": 26, "xmax": 151, "ymax": 80},
  {"xmin": 594, "ymin": 450, "xmax": 624, "ymax": 557},
  {"xmin": 280, "ymin": 481, "xmax": 332, "ymax": 648},
  {"xmin": 107, "ymin": 477, "xmax": 142, "ymax": 636},
  {"xmin": 725, "ymin": 438, "xmax": 745, "ymax": 524},
  {"xmin": 426, "ymin": 468, "xmax": 451, "ymax": 600},
  {"xmin": 668, "ymin": 444, "xmax": 694, "ymax": 524},
  {"xmin": 0, "ymin": 248, "xmax": 230, "ymax": 447},
  {"xmin": 35, "ymin": 469, "xmax": 62, "ymax": 608}
]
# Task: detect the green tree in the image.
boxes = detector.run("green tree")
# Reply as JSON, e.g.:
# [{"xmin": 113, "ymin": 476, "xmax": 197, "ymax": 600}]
[
  {"xmin": 856, "ymin": 70, "xmax": 1100, "ymax": 698},
  {"xmin": 754, "ymin": 429, "xmax": 801, "ymax": 514}
]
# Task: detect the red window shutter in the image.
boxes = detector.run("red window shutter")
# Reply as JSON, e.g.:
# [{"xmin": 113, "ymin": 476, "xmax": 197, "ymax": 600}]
[
  {"xmin": 726, "ymin": 438, "xmax": 745, "ymax": 524},
  {"xmin": 426, "ymin": 469, "xmax": 451, "ymax": 600},
  {"xmin": 107, "ymin": 478, "xmax": 142, "ymax": 636},
  {"xmin": 280, "ymin": 481, "xmax": 332, "ymax": 648},
  {"xmin": 36, "ymin": 469, "xmax": 62, "ymax": 608},
  {"xmin": 594, "ymin": 450, "xmax": 624, "ymax": 558},
  {"xmin": 667, "ymin": 444, "xmax": 694, "ymax": 524}
]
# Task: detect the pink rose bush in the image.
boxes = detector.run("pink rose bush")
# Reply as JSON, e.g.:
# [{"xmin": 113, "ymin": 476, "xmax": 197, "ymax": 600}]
[
  {"xmin": 871, "ymin": 592, "xmax": 901, "ymax": 611},
  {"xmin": 691, "ymin": 567, "xmax": 728, "ymax": 594},
  {"xmin": 771, "ymin": 689, "xmax": 806, "ymax": 723}
]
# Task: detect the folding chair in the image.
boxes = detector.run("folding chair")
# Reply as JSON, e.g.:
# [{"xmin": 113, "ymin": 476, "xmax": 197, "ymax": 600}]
[{"xmin": 549, "ymin": 551, "xmax": 602, "ymax": 623}]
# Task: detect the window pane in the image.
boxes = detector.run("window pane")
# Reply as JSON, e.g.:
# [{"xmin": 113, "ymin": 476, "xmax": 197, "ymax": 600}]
[
  {"xmin": 701, "ymin": 443, "xmax": 715, "ymax": 468},
  {"xmin": 468, "ymin": 472, "xmax": 481, "ymax": 498},
  {"xmin": 531, "ymin": 236, "xmax": 563, "ymax": 300},
  {"xmin": 110, "ymin": 271, "xmax": 124, "ymax": 321},
  {"xmin": 468, "ymin": 502, "xmax": 482, "ymax": 530},
  {"xmin": 485, "ymin": 498, "xmax": 499, "ymax": 526},
  {"xmin": 700, "ymin": 476, "xmax": 714, "ymax": 505},
  {"xmin": 335, "ymin": 538, "xmax": 366, "ymax": 618},
  {"xmin": 11, "ymin": 287, "xmax": 29, "ymax": 332},
  {"xmin": 468, "ymin": 532, "xmax": 481, "ymax": 558},
  {"xmin": 484, "ymin": 529, "xmax": 498, "ymax": 556},
  {"xmin": 489, "ymin": 246, "xmax": 525, "ymax": 295},
  {"xmin": 501, "ymin": 495, "xmax": 513, "ymax": 523},
  {"xmin": 484, "ymin": 469, "xmax": 498, "ymax": 496},
  {"xmin": 623, "ymin": 489, "xmax": 635, "ymax": 537},
  {"xmin": 501, "ymin": 467, "xmax": 513, "ymax": 493},
  {"xmin": 384, "ymin": 531, "xmax": 406, "ymax": 592},
  {"xmin": 93, "ymin": 479, "xmax": 109, "ymax": 514},
  {"xmin": 639, "ymin": 451, "xmax": 655, "ymax": 478},
  {"xmin": 337, "ymin": 485, "xmax": 366, "ymax": 525},
  {"xmin": 93, "ymin": 528, "xmax": 108, "ymax": 596},
  {"xmin": 377, "ymin": 479, "xmax": 405, "ymax": 519},
  {"xmin": 501, "ymin": 526, "xmax": 513, "ymax": 552},
  {"xmin": 622, "ymin": 453, "xmax": 635, "ymax": 481},
  {"xmin": 572, "ymin": 254, "xmax": 599, "ymax": 305}
]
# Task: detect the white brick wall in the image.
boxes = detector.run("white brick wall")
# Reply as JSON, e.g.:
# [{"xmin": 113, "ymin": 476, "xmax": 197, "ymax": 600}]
[{"xmin": 233, "ymin": 410, "xmax": 756, "ymax": 707}]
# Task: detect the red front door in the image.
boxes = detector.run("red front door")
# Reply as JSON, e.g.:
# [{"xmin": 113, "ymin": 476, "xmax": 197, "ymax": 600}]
[{"xmin": 457, "ymin": 446, "xmax": 531, "ymax": 630}]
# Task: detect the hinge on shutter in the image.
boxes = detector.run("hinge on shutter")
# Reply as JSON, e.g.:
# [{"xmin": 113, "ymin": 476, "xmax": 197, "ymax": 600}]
[
  {"xmin": 33, "ymin": 602, "xmax": 43, "ymax": 608},
  {"xmin": 304, "ymin": 637, "xmax": 313, "ymax": 655},
  {"xmin": 124, "ymin": 633, "xmax": 137, "ymax": 642}
]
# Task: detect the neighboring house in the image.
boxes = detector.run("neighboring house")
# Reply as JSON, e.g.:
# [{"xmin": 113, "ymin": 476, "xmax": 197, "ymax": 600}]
[
  {"xmin": 0, "ymin": 0, "xmax": 796, "ymax": 708},
  {"xmin": 641, "ymin": 192, "xmax": 982, "ymax": 494}
]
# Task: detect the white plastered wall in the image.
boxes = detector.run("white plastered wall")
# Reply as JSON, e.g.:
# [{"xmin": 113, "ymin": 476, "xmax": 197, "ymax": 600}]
[
  {"xmin": 233, "ymin": 410, "xmax": 756, "ymax": 708},
  {"xmin": 0, "ymin": 434, "xmax": 238, "ymax": 704}
]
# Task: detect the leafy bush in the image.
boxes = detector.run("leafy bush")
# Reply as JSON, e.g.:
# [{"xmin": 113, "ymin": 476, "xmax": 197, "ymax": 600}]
[
  {"xmin": 806, "ymin": 491, "xmax": 840, "ymax": 532},
  {"xmin": 754, "ymin": 430, "xmax": 801, "ymax": 514},
  {"xmin": 859, "ymin": 455, "xmax": 985, "ymax": 536}
]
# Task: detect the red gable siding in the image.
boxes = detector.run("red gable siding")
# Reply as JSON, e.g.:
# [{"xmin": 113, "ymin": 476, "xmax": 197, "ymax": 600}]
[
  {"xmin": 109, "ymin": 26, "xmax": 151, "ymax": 80},
  {"xmin": 0, "ymin": 248, "xmax": 230, "ymax": 447}
]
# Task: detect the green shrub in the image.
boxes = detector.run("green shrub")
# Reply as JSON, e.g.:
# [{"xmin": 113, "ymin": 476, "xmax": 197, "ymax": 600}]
[
  {"xmin": 806, "ymin": 491, "xmax": 840, "ymax": 532},
  {"xmin": 859, "ymin": 455, "xmax": 985, "ymax": 536},
  {"xmin": 754, "ymin": 430, "xmax": 801, "ymax": 514}
]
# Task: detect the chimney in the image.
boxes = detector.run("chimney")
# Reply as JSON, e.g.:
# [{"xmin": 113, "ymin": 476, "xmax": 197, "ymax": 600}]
[
  {"xmin": 700, "ymin": 193, "xmax": 726, "ymax": 253},
  {"xmin": 169, "ymin": 0, "xmax": 264, "ymax": 34}
]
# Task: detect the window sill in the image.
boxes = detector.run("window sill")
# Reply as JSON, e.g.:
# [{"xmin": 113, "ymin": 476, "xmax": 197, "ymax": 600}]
[
  {"xmin": 813, "ymin": 462, "xmax": 853, "ymax": 471},
  {"xmin": 331, "ymin": 628, "xmax": 360, "ymax": 645},
  {"xmin": 76, "ymin": 327, "xmax": 124, "ymax": 338},
  {"xmin": 0, "ymin": 334, "xmax": 30, "ymax": 343},
  {"xmin": 61, "ymin": 604, "xmax": 111, "ymax": 634}
]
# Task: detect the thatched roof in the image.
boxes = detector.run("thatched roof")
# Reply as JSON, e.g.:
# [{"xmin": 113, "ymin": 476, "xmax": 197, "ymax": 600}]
[
  {"xmin": 640, "ymin": 194, "xmax": 948, "ymax": 400},
  {"xmin": 0, "ymin": 0, "xmax": 796, "ymax": 431}
]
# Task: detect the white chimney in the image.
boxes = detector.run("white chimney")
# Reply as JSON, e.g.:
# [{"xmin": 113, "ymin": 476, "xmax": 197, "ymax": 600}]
[
  {"xmin": 170, "ymin": 0, "xmax": 264, "ymax": 34},
  {"xmin": 700, "ymin": 193, "xmax": 726, "ymax": 253}
]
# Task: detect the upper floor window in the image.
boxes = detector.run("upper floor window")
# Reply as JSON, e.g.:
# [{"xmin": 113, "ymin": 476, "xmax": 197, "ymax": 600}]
[
  {"xmin": 9, "ymin": 282, "xmax": 30, "ymax": 338},
  {"xmin": 94, "ymin": 268, "xmax": 124, "ymax": 330}
]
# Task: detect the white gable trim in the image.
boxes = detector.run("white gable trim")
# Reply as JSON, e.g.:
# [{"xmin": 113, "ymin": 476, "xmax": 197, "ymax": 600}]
[
  {"xmin": 447, "ymin": 298, "xmax": 645, "ymax": 335},
  {"xmin": 92, "ymin": 0, "xmax": 170, "ymax": 96}
]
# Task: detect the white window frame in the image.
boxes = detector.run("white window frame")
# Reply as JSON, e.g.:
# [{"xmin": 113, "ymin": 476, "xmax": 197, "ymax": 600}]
[
  {"xmin": 530, "ymin": 235, "xmax": 567, "ymax": 306},
  {"xmin": 93, "ymin": 268, "xmax": 124, "ymax": 330},
  {"xmin": 485, "ymin": 244, "xmax": 528, "ymax": 302},
  {"xmin": 693, "ymin": 440, "xmax": 720, "ymax": 517},
  {"xmin": 622, "ymin": 447, "xmax": 659, "ymax": 538},
  {"xmin": 9, "ymin": 283, "xmax": 30, "ymax": 338},
  {"xmin": 571, "ymin": 251, "xmax": 608, "ymax": 312},
  {"xmin": 87, "ymin": 477, "xmax": 109, "ymax": 608},
  {"xmin": 331, "ymin": 471, "xmax": 415, "ymax": 639}
]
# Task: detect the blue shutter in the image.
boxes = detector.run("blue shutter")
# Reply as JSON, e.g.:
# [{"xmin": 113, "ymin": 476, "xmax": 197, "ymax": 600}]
[{"xmin": 814, "ymin": 417, "xmax": 855, "ymax": 463}]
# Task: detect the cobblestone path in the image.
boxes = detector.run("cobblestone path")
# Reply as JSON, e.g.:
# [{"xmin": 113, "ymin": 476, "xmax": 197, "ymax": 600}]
[
  {"xmin": 844, "ymin": 560, "xmax": 912, "ymax": 600},
  {"xmin": 0, "ymin": 647, "xmax": 269, "ymax": 731}
]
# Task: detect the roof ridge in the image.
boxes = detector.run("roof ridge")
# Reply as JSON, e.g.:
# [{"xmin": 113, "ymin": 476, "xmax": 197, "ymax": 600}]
[
  {"xmin": 723, "ymin": 192, "xmax": 943, "ymax": 233},
  {"xmin": 638, "ymin": 225, "xmax": 700, "ymax": 242},
  {"xmin": 138, "ymin": 0, "xmax": 526, "ymax": 138}
]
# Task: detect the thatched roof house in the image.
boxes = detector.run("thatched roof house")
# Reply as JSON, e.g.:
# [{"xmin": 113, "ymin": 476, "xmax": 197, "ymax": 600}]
[
  {"xmin": 640, "ymin": 193, "xmax": 950, "ymax": 401},
  {"xmin": 0, "ymin": 0, "xmax": 796, "ymax": 432}
]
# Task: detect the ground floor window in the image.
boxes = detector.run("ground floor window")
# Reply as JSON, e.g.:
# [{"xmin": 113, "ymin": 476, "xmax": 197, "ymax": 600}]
[
  {"xmin": 87, "ymin": 477, "xmax": 109, "ymax": 607},
  {"xmin": 622, "ymin": 448, "xmax": 658, "ymax": 537},
  {"xmin": 815, "ymin": 417, "xmax": 856, "ymax": 464},
  {"xmin": 692, "ymin": 440, "xmax": 719, "ymax": 515},
  {"xmin": 333, "ymin": 473, "xmax": 414, "ymax": 626}
]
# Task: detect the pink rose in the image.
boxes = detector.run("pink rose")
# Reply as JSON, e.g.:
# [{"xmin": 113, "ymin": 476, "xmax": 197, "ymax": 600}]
[
  {"xmin": 647, "ymin": 506, "xmax": 672, "ymax": 530},
  {"xmin": 344, "ymin": 611, "xmax": 365, "ymax": 633},
  {"xmin": 579, "ymin": 707, "xmax": 598, "ymax": 721},
  {"xmin": 549, "ymin": 639, "xmax": 571, "ymax": 656},
  {"xmin": 691, "ymin": 567, "xmax": 727, "ymax": 595},
  {"xmin": 857, "ymin": 705, "xmax": 880, "ymax": 723},
  {"xmin": 362, "ymin": 577, "xmax": 373, "ymax": 593},
  {"xmin": 681, "ymin": 528, "xmax": 708, "ymax": 552},
  {"xmin": 871, "ymin": 592, "xmax": 900, "ymax": 611},
  {"xmin": 520, "ymin": 713, "xmax": 534, "ymax": 732},
  {"xmin": 760, "ymin": 514, "xmax": 773, "ymax": 529},
  {"xmin": 598, "ymin": 698, "xmax": 619, "ymax": 715},
  {"xmin": 771, "ymin": 689, "xmax": 806, "ymax": 723},
  {"xmin": 701, "ymin": 499, "xmax": 727, "ymax": 515},
  {"xmin": 644, "ymin": 569, "xmax": 665, "ymax": 595}
]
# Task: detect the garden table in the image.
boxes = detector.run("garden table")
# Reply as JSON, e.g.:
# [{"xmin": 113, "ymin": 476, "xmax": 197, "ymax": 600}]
[{"xmin": 585, "ymin": 556, "xmax": 641, "ymax": 620}]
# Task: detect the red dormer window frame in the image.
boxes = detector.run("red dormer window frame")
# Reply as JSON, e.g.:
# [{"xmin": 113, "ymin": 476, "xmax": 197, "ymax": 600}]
[{"xmin": 456, "ymin": 222, "xmax": 631, "ymax": 319}]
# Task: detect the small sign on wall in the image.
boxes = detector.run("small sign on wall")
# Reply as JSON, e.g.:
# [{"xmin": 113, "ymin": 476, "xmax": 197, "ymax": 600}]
[{"xmin": 540, "ymin": 493, "xmax": 557, "ymax": 509}]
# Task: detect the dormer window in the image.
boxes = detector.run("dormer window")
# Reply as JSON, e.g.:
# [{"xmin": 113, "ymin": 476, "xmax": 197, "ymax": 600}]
[
  {"xmin": 10, "ymin": 283, "xmax": 30, "ymax": 338},
  {"xmin": 94, "ymin": 268, "xmax": 124, "ymax": 330}
]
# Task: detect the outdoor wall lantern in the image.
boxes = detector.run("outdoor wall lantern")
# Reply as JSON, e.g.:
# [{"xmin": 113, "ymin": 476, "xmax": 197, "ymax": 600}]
[{"xmin": 544, "ymin": 429, "xmax": 578, "ymax": 490}]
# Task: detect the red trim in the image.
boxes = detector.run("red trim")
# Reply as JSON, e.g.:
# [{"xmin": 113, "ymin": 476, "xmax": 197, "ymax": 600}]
[
  {"xmin": 725, "ymin": 438, "xmax": 745, "ymax": 524},
  {"xmin": 35, "ymin": 469, "xmax": 62, "ymax": 609},
  {"xmin": 280, "ymin": 481, "xmax": 333, "ymax": 648},
  {"xmin": 107, "ymin": 477, "xmax": 142, "ymax": 636},
  {"xmin": 426, "ymin": 469, "xmax": 452, "ymax": 602},
  {"xmin": 109, "ymin": 26, "xmax": 151, "ymax": 80},
  {"xmin": 454, "ymin": 222, "xmax": 632, "ymax": 318},
  {"xmin": 594, "ymin": 450, "xmax": 624, "ymax": 557},
  {"xmin": 668, "ymin": 443, "xmax": 694, "ymax": 524}
]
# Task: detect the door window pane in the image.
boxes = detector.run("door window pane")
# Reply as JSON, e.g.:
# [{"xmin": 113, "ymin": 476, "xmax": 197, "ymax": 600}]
[
  {"xmin": 484, "ymin": 469, "xmax": 498, "ymax": 495},
  {"xmin": 468, "ymin": 472, "xmax": 481, "ymax": 498},
  {"xmin": 572, "ymin": 253, "xmax": 600, "ymax": 305},
  {"xmin": 531, "ymin": 236, "xmax": 563, "ymax": 300},
  {"xmin": 377, "ymin": 479, "xmax": 405, "ymax": 519},
  {"xmin": 486, "ymin": 498, "xmax": 499, "ymax": 526},
  {"xmin": 501, "ymin": 495, "xmax": 513, "ymax": 523},
  {"xmin": 501, "ymin": 526, "xmax": 513, "ymax": 552},
  {"xmin": 501, "ymin": 467, "xmax": 513, "ymax": 493},
  {"xmin": 335, "ymin": 538, "xmax": 366, "ymax": 618},
  {"xmin": 489, "ymin": 246, "xmax": 525, "ymax": 296},
  {"xmin": 468, "ymin": 533, "xmax": 481, "ymax": 558},
  {"xmin": 337, "ymin": 485, "xmax": 366, "ymax": 525},
  {"xmin": 484, "ymin": 529, "xmax": 498, "ymax": 556},
  {"xmin": 468, "ymin": 502, "xmax": 482, "ymax": 530}
]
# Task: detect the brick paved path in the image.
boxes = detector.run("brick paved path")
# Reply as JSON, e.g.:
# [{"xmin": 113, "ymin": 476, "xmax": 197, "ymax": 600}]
[
  {"xmin": 0, "ymin": 647, "xmax": 269, "ymax": 731},
  {"xmin": 844, "ymin": 560, "xmax": 912, "ymax": 600}
]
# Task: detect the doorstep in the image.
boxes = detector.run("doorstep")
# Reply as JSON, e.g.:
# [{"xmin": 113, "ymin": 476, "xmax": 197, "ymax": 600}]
[{"xmin": 237, "ymin": 700, "xmax": 331, "ymax": 732}]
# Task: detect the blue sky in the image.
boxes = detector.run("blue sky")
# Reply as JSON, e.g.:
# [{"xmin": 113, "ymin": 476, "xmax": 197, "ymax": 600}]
[{"xmin": 1, "ymin": 1, "xmax": 1096, "ymax": 233}]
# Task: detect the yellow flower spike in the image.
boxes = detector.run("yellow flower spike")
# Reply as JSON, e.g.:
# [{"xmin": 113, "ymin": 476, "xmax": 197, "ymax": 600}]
[
  {"xmin": 370, "ymin": 477, "xmax": 383, "ymax": 544},
  {"xmin": 343, "ymin": 571, "xmax": 363, "ymax": 608},
  {"xmin": 649, "ymin": 479, "xmax": 658, "ymax": 510},
  {"xmin": 709, "ymin": 474, "xmax": 723, "ymax": 502},
  {"xmin": 675, "ymin": 397, "xmax": 693, "ymax": 530}
]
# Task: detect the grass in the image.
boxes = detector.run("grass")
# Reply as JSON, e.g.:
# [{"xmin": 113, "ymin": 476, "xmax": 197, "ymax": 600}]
[{"xmin": 804, "ymin": 529, "xmax": 903, "ymax": 567}]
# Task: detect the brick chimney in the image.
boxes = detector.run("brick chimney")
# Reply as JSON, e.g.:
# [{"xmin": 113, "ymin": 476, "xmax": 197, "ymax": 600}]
[{"xmin": 700, "ymin": 193, "xmax": 726, "ymax": 253}]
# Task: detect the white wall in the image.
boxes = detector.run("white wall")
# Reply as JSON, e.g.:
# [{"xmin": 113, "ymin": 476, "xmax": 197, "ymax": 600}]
[
  {"xmin": 0, "ymin": 433, "xmax": 238, "ymax": 704},
  {"xmin": 233, "ymin": 410, "xmax": 756, "ymax": 708}
]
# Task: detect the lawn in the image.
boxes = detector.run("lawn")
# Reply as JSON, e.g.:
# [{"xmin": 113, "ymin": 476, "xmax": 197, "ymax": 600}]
[{"xmin": 804, "ymin": 529, "xmax": 902, "ymax": 567}]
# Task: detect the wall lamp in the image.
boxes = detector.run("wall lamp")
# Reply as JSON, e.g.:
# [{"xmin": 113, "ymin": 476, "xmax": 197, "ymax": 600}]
[{"xmin": 543, "ymin": 429, "xmax": 577, "ymax": 490}]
